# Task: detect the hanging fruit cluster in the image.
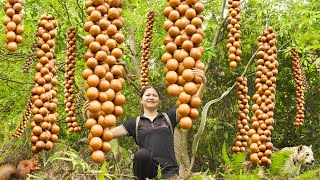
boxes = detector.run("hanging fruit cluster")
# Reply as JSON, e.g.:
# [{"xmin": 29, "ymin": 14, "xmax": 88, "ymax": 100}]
[
  {"xmin": 162, "ymin": 0, "xmax": 206, "ymax": 129},
  {"xmin": 140, "ymin": 11, "xmax": 155, "ymax": 89},
  {"xmin": 83, "ymin": 0, "xmax": 125, "ymax": 164},
  {"xmin": 30, "ymin": 15, "xmax": 59, "ymax": 153},
  {"xmin": 248, "ymin": 27, "xmax": 278, "ymax": 167},
  {"xmin": 23, "ymin": 54, "xmax": 35, "ymax": 73},
  {"xmin": 226, "ymin": 0, "xmax": 242, "ymax": 68},
  {"xmin": 300, "ymin": 71, "xmax": 310, "ymax": 90},
  {"xmin": 232, "ymin": 77, "xmax": 250, "ymax": 153},
  {"xmin": 64, "ymin": 26, "xmax": 81, "ymax": 133},
  {"xmin": 23, "ymin": 43, "xmax": 37, "ymax": 73},
  {"xmin": 3, "ymin": 0, "xmax": 24, "ymax": 52},
  {"xmin": 13, "ymin": 95, "xmax": 33, "ymax": 138},
  {"xmin": 76, "ymin": 90, "xmax": 85, "ymax": 111},
  {"xmin": 290, "ymin": 48, "xmax": 305, "ymax": 126}
]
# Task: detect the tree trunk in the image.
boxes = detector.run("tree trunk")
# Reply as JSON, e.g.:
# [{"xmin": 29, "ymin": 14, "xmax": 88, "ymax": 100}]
[
  {"xmin": 125, "ymin": 0, "xmax": 141, "ymax": 79},
  {"xmin": 174, "ymin": 127, "xmax": 190, "ymax": 179}
]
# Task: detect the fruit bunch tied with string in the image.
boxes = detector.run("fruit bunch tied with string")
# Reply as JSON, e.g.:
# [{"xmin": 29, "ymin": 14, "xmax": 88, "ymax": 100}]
[
  {"xmin": 248, "ymin": 27, "xmax": 278, "ymax": 167},
  {"xmin": 30, "ymin": 15, "xmax": 59, "ymax": 154},
  {"xmin": 290, "ymin": 48, "xmax": 305, "ymax": 127},
  {"xmin": 140, "ymin": 11, "xmax": 155, "ymax": 89},
  {"xmin": 3, "ymin": 0, "xmax": 25, "ymax": 52},
  {"xmin": 83, "ymin": 0, "xmax": 126, "ymax": 164},
  {"xmin": 226, "ymin": 0, "xmax": 242, "ymax": 68},
  {"xmin": 232, "ymin": 77, "xmax": 250, "ymax": 153},
  {"xmin": 162, "ymin": 0, "xmax": 206, "ymax": 129}
]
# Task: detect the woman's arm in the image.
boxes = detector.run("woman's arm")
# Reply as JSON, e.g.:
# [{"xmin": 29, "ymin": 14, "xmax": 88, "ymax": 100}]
[
  {"xmin": 192, "ymin": 68, "xmax": 207, "ymax": 98},
  {"xmin": 111, "ymin": 125, "xmax": 128, "ymax": 138}
]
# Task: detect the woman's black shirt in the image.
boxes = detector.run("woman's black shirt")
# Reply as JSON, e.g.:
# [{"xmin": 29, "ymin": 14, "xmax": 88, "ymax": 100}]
[{"xmin": 122, "ymin": 108, "xmax": 179, "ymax": 175}]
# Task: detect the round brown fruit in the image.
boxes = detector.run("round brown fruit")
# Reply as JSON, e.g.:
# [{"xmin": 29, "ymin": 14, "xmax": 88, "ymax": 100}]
[
  {"xmin": 229, "ymin": 61, "xmax": 237, "ymax": 68},
  {"xmin": 183, "ymin": 57, "xmax": 195, "ymax": 69},
  {"xmin": 178, "ymin": 92, "xmax": 191, "ymax": 104},
  {"xmin": 35, "ymin": 141, "xmax": 45, "ymax": 150},
  {"xmin": 86, "ymin": 87, "xmax": 99, "ymax": 101},
  {"xmin": 110, "ymin": 79, "xmax": 122, "ymax": 93},
  {"xmin": 184, "ymin": 82, "xmax": 198, "ymax": 95},
  {"xmin": 101, "ymin": 142, "xmax": 112, "ymax": 153},
  {"xmin": 90, "ymin": 124, "xmax": 104, "ymax": 137},
  {"xmin": 165, "ymin": 71, "xmax": 178, "ymax": 84},
  {"xmin": 113, "ymin": 93, "xmax": 126, "ymax": 106},
  {"xmin": 88, "ymin": 100, "xmax": 101, "ymax": 113},
  {"xmin": 167, "ymin": 84, "xmax": 180, "ymax": 97},
  {"xmin": 91, "ymin": 150, "xmax": 105, "ymax": 164},
  {"xmin": 85, "ymin": 118, "xmax": 97, "ymax": 129},
  {"xmin": 104, "ymin": 114, "xmax": 117, "ymax": 127},
  {"xmin": 166, "ymin": 59, "xmax": 179, "ymax": 71},
  {"xmin": 251, "ymin": 134, "xmax": 260, "ymax": 143},
  {"xmin": 250, "ymin": 153, "xmax": 259, "ymax": 163},
  {"xmin": 90, "ymin": 137, "xmax": 103, "ymax": 150},
  {"xmin": 179, "ymin": 116, "xmax": 192, "ymax": 129},
  {"xmin": 101, "ymin": 129, "xmax": 114, "ymax": 142},
  {"xmin": 7, "ymin": 42, "xmax": 18, "ymax": 52},
  {"xmin": 189, "ymin": 108, "xmax": 199, "ymax": 119},
  {"xmin": 178, "ymin": 104, "xmax": 191, "ymax": 117}
]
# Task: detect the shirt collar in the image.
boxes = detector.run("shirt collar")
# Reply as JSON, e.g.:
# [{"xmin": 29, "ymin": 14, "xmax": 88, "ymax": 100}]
[{"xmin": 140, "ymin": 111, "xmax": 163, "ymax": 120}]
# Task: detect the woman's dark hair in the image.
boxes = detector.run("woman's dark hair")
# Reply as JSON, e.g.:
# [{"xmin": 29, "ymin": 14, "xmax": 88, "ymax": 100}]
[
  {"xmin": 139, "ymin": 86, "xmax": 161, "ymax": 114},
  {"xmin": 140, "ymin": 86, "xmax": 160, "ymax": 98}
]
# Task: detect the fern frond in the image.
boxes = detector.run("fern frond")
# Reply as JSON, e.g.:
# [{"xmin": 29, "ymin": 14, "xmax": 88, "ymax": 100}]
[
  {"xmin": 98, "ymin": 162, "xmax": 107, "ymax": 180},
  {"xmin": 222, "ymin": 142, "xmax": 232, "ymax": 169},
  {"xmin": 232, "ymin": 152, "xmax": 246, "ymax": 173},
  {"xmin": 298, "ymin": 168, "xmax": 320, "ymax": 180},
  {"xmin": 230, "ymin": 173, "xmax": 260, "ymax": 180},
  {"xmin": 45, "ymin": 149, "xmax": 90, "ymax": 173},
  {"xmin": 269, "ymin": 150, "xmax": 293, "ymax": 176}
]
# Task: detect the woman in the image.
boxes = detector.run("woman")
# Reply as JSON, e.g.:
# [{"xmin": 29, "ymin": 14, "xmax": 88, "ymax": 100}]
[{"xmin": 110, "ymin": 68, "xmax": 207, "ymax": 180}]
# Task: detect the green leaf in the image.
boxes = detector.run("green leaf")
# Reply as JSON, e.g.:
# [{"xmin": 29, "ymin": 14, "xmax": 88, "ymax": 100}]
[{"xmin": 98, "ymin": 162, "xmax": 107, "ymax": 180}]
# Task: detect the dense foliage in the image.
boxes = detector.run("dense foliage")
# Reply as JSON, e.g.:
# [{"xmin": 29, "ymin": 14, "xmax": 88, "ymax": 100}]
[{"xmin": 0, "ymin": 0, "xmax": 319, "ymax": 179}]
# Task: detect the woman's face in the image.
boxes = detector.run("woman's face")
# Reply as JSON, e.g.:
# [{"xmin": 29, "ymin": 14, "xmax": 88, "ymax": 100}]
[{"xmin": 141, "ymin": 88, "xmax": 160, "ymax": 111}]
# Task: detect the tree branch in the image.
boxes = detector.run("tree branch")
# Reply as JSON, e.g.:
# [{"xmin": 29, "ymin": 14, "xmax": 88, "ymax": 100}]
[
  {"xmin": 124, "ymin": 0, "xmax": 141, "ymax": 79},
  {"xmin": 210, "ymin": 7, "xmax": 219, "ymax": 25},
  {"xmin": 75, "ymin": 0, "xmax": 85, "ymax": 25},
  {"xmin": 0, "ymin": 76, "xmax": 34, "ymax": 85},
  {"xmin": 205, "ymin": 0, "xmax": 228, "ymax": 74},
  {"xmin": 123, "ymin": 76, "xmax": 140, "ymax": 95},
  {"xmin": 57, "ymin": 0, "xmax": 71, "ymax": 24},
  {"xmin": 221, "ymin": 0, "xmax": 227, "ymax": 19},
  {"xmin": 188, "ymin": 49, "xmax": 258, "ymax": 173},
  {"xmin": 48, "ymin": 2, "xmax": 66, "ymax": 22},
  {"xmin": 74, "ymin": 83, "xmax": 86, "ymax": 101},
  {"xmin": 0, "ymin": 138, "xmax": 18, "ymax": 157},
  {"xmin": 212, "ymin": 16, "xmax": 228, "ymax": 48}
]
